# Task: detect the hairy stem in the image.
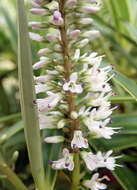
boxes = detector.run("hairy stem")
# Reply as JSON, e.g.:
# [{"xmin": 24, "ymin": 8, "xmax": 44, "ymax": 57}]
[{"xmin": 59, "ymin": 0, "xmax": 80, "ymax": 189}]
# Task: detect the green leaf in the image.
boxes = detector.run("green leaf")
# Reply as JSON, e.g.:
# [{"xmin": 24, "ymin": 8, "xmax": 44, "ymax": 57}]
[
  {"xmin": 0, "ymin": 113, "xmax": 21, "ymax": 124},
  {"xmin": 17, "ymin": 1, "xmax": 46, "ymax": 189},
  {"xmin": 90, "ymin": 134, "xmax": 137, "ymax": 152},
  {"xmin": 112, "ymin": 167, "xmax": 137, "ymax": 190},
  {"xmin": 111, "ymin": 114, "xmax": 137, "ymax": 134},
  {"xmin": 113, "ymin": 0, "xmax": 130, "ymax": 22},
  {"xmin": 113, "ymin": 71, "xmax": 137, "ymax": 101},
  {"xmin": 124, "ymin": 22, "xmax": 137, "ymax": 40},
  {"xmin": 109, "ymin": 96, "xmax": 136, "ymax": 103},
  {"xmin": 0, "ymin": 121, "xmax": 23, "ymax": 144},
  {"xmin": 0, "ymin": 4, "xmax": 17, "ymax": 52}
]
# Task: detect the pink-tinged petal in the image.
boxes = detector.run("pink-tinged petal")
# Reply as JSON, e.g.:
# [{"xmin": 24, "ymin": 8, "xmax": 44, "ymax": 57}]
[
  {"xmin": 63, "ymin": 148, "xmax": 69, "ymax": 157},
  {"xmin": 52, "ymin": 11, "xmax": 64, "ymax": 26},
  {"xmin": 70, "ymin": 72, "xmax": 78, "ymax": 82}
]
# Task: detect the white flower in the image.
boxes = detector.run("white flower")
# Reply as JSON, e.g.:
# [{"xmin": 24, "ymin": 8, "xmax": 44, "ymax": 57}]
[
  {"xmin": 86, "ymin": 64, "xmax": 113, "ymax": 92},
  {"xmin": 83, "ymin": 173, "xmax": 107, "ymax": 190},
  {"xmin": 96, "ymin": 150, "xmax": 123, "ymax": 170},
  {"xmin": 29, "ymin": 32, "xmax": 43, "ymax": 42},
  {"xmin": 63, "ymin": 73, "xmax": 83, "ymax": 93},
  {"xmin": 51, "ymin": 148, "xmax": 74, "ymax": 171},
  {"xmin": 81, "ymin": 150, "xmax": 122, "ymax": 171},
  {"xmin": 90, "ymin": 106, "xmax": 112, "ymax": 120},
  {"xmin": 71, "ymin": 130, "xmax": 88, "ymax": 149},
  {"xmin": 81, "ymin": 151, "xmax": 102, "ymax": 171},
  {"xmin": 84, "ymin": 117, "xmax": 118, "ymax": 139},
  {"xmin": 73, "ymin": 49, "xmax": 80, "ymax": 61},
  {"xmin": 78, "ymin": 106, "xmax": 90, "ymax": 117},
  {"xmin": 38, "ymin": 114, "xmax": 56, "ymax": 129},
  {"xmin": 36, "ymin": 92, "xmax": 61, "ymax": 112},
  {"xmin": 82, "ymin": 52, "xmax": 103, "ymax": 66},
  {"xmin": 89, "ymin": 92, "xmax": 111, "ymax": 107},
  {"xmin": 52, "ymin": 11, "xmax": 64, "ymax": 26},
  {"xmin": 35, "ymin": 83, "xmax": 48, "ymax": 94},
  {"xmin": 44, "ymin": 136, "xmax": 64, "ymax": 143}
]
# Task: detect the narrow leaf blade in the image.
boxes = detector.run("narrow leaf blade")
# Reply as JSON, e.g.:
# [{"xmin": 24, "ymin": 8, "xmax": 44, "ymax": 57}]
[{"xmin": 17, "ymin": 1, "xmax": 46, "ymax": 189}]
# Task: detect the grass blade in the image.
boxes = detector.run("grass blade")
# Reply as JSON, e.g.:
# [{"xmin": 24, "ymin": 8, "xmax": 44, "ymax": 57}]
[{"xmin": 17, "ymin": 0, "xmax": 46, "ymax": 189}]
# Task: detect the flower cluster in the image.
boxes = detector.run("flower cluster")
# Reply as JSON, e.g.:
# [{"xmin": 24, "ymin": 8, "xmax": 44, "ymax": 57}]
[{"xmin": 29, "ymin": 0, "xmax": 122, "ymax": 189}]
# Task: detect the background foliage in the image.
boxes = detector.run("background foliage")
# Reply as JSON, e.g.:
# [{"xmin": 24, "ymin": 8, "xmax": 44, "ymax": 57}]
[{"xmin": 0, "ymin": 0, "xmax": 137, "ymax": 189}]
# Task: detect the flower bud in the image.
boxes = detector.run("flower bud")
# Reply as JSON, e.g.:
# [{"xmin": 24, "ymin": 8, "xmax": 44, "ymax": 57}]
[
  {"xmin": 54, "ymin": 44, "xmax": 62, "ymax": 52},
  {"xmin": 34, "ymin": 75, "xmax": 51, "ymax": 83},
  {"xmin": 57, "ymin": 119, "xmax": 66, "ymax": 129},
  {"xmin": 33, "ymin": 57, "xmax": 50, "ymax": 70},
  {"xmin": 79, "ymin": 39, "xmax": 89, "ymax": 48},
  {"xmin": 67, "ymin": 0, "xmax": 77, "ymax": 8},
  {"xmin": 44, "ymin": 136, "xmax": 65, "ymax": 143},
  {"xmin": 35, "ymin": 0, "xmax": 43, "ymax": 4},
  {"xmin": 46, "ymin": 33, "xmax": 57, "ymax": 42},
  {"xmin": 83, "ymin": 30, "xmax": 100, "ymax": 39},
  {"xmin": 30, "ymin": 8, "xmax": 48, "ymax": 16},
  {"xmin": 71, "ymin": 111, "xmax": 78, "ymax": 120},
  {"xmin": 29, "ymin": 21, "xmax": 42, "ymax": 30},
  {"xmin": 55, "ymin": 65, "xmax": 64, "ymax": 72},
  {"xmin": 79, "ymin": 18, "xmax": 93, "ymax": 25},
  {"xmin": 29, "ymin": 32, "xmax": 43, "ymax": 42},
  {"xmin": 85, "ymin": 0, "xmax": 98, "ymax": 2},
  {"xmin": 80, "ymin": 4, "xmax": 101, "ymax": 14},
  {"xmin": 37, "ymin": 48, "xmax": 51, "ymax": 56},
  {"xmin": 30, "ymin": 1, "xmax": 40, "ymax": 8},
  {"xmin": 52, "ymin": 11, "xmax": 64, "ymax": 26},
  {"xmin": 69, "ymin": 30, "xmax": 80, "ymax": 39}
]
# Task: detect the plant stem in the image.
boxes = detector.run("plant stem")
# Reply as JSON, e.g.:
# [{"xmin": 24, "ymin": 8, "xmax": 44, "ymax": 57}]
[
  {"xmin": 71, "ymin": 153, "xmax": 80, "ymax": 190},
  {"xmin": 0, "ymin": 155, "xmax": 28, "ymax": 190},
  {"xmin": 59, "ymin": 1, "xmax": 80, "ymax": 189}
]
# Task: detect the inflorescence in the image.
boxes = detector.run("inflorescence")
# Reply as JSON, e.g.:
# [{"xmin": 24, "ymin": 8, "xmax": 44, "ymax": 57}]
[{"xmin": 29, "ymin": 0, "xmax": 122, "ymax": 189}]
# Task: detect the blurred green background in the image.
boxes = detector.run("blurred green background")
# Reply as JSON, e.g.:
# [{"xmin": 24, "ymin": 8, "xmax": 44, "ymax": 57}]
[{"xmin": 0, "ymin": 0, "xmax": 137, "ymax": 189}]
